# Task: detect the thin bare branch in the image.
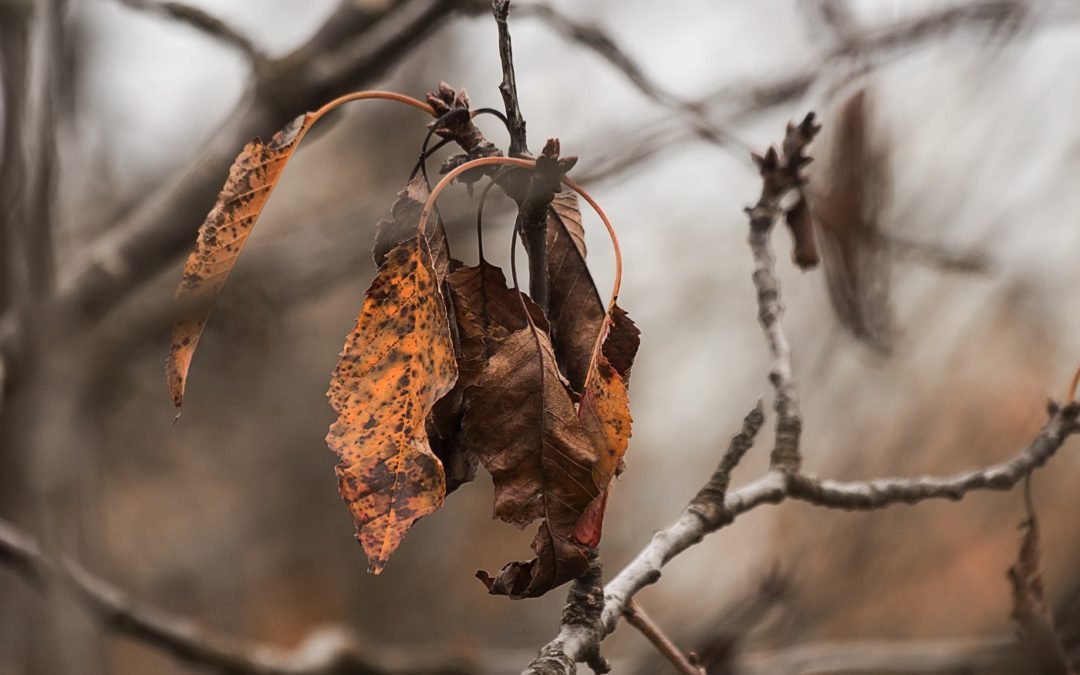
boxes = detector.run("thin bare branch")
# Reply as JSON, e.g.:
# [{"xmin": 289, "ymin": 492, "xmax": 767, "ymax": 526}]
[
  {"xmin": 746, "ymin": 115, "xmax": 820, "ymax": 471},
  {"xmin": 492, "ymin": 0, "xmax": 528, "ymax": 157},
  {"xmin": 524, "ymin": 553, "xmax": 609, "ymax": 675},
  {"xmin": 623, "ymin": 600, "xmax": 704, "ymax": 675},
  {"xmin": 523, "ymin": 111, "xmax": 1080, "ymax": 673}
]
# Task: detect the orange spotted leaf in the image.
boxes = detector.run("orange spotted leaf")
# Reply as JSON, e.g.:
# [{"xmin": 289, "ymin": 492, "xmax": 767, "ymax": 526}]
[
  {"xmin": 166, "ymin": 114, "xmax": 310, "ymax": 411},
  {"xmin": 326, "ymin": 236, "xmax": 457, "ymax": 574}
]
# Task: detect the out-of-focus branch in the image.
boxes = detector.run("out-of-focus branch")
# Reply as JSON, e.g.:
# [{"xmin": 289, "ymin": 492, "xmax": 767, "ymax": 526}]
[
  {"xmin": 516, "ymin": 1, "xmax": 746, "ymax": 153},
  {"xmin": 0, "ymin": 0, "xmax": 477, "ymax": 390},
  {"xmin": 115, "ymin": 0, "xmax": 265, "ymax": 64},
  {"xmin": 573, "ymin": 0, "xmax": 1059, "ymax": 186},
  {"xmin": 0, "ymin": 518, "xmax": 499, "ymax": 675}
]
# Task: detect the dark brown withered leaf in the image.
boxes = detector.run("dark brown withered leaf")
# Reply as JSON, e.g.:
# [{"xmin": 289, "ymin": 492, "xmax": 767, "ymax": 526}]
[
  {"xmin": 462, "ymin": 328, "xmax": 601, "ymax": 597},
  {"xmin": 808, "ymin": 88, "xmax": 894, "ymax": 352},
  {"xmin": 545, "ymin": 191, "xmax": 606, "ymax": 392},
  {"xmin": 429, "ymin": 262, "xmax": 547, "ymax": 493}
]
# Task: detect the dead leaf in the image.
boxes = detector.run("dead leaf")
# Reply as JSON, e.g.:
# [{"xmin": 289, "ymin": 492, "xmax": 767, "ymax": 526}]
[
  {"xmin": 1007, "ymin": 511, "xmax": 1075, "ymax": 674},
  {"xmin": 575, "ymin": 305, "xmax": 640, "ymax": 547},
  {"xmin": 545, "ymin": 191, "xmax": 606, "ymax": 392},
  {"xmin": 167, "ymin": 114, "xmax": 308, "ymax": 410},
  {"xmin": 462, "ymin": 328, "xmax": 601, "ymax": 597},
  {"xmin": 429, "ymin": 262, "xmax": 547, "ymax": 493},
  {"xmin": 326, "ymin": 236, "xmax": 457, "ymax": 574},
  {"xmin": 807, "ymin": 88, "xmax": 894, "ymax": 352}
]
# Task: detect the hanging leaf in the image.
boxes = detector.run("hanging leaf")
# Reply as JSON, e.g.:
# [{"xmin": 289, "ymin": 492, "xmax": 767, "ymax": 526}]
[
  {"xmin": 545, "ymin": 191, "xmax": 606, "ymax": 393},
  {"xmin": 167, "ymin": 114, "xmax": 310, "ymax": 410},
  {"xmin": 326, "ymin": 236, "xmax": 457, "ymax": 574},
  {"xmin": 430, "ymin": 262, "xmax": 547, "ymax": 493},
  {"xmin": 462, "ymin": 328, "xmax": 601, "ymax": 597},
  {"xmin": 808, "ymin": 88, "xmax": 894, "ymax": 352},
  {"xmin": 575, "ymin": 305, "xmax": 640, "ymax": 547}
]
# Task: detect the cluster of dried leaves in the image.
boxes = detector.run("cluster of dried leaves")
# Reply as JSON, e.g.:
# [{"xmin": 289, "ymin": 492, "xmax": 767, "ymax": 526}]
[{"xmin": 165, "ymin": 84, "xmax": 639, "ymax": 599}]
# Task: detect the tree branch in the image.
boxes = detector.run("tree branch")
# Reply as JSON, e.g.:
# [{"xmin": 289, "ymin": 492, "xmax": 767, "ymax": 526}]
[
  {"xmin": 746, "ymin": 114, "xmax": 820, "ymax": 470},
  {"xmin": 522, "ymin": 112, "xmax": 1080, "ymax": 673},
  {"xmin": 0, "ymin": 518, "xmax": 499, "ymax": 675}
]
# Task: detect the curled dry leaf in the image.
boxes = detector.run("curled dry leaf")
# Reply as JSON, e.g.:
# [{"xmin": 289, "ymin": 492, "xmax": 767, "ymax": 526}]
[
  {"xmin": 431, "ymin": 262, "xmax": 547, "ymax": 493},
  {"xmin": 326, "ymin": 236, "xmax": 457, "ymax": 574},
  {"xmin": 167, "ymin": 114, "xmax": 308, "ymax": 410},
  {"xmin": 463, "ymin": 328, "xmax": 601, "ymax": 598},
  {"xmin": 546, "ymin": 191, "xmax": 606, "ymax": 392}
]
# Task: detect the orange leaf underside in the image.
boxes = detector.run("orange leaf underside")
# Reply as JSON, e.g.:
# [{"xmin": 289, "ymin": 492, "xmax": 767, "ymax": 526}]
[
  {"xmin": 167, "ymin": 114, "xmax": 310, "ymax": 410},
  {"xmin": 326, "ymin": 236, "xmax": 457, "ymax": 574}
]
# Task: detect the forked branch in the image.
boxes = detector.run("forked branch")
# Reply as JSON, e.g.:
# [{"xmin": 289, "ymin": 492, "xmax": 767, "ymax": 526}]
[{"xmin": 522, "ymin": 114, "xmax": 1080, "ymax": 674}]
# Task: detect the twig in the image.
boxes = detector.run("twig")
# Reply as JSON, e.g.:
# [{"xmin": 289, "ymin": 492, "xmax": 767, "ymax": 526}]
[
  {"xmin": 623, "ymin": 600, "xmax": 704, "ymax": 675},
  {"xmin": 745, "ymin": 115, "xmax": 820, "ymax": 471},
  {"xmin": 492, "ymin": 0, "xmax": 529, "ymax": 157},
  {"xmin": 115, "ymin": 0, "xmax": 266, "ymax": 64},
  {"xmin": 0, "ymin": 518, "xmax": 495, "ymax": 675}
]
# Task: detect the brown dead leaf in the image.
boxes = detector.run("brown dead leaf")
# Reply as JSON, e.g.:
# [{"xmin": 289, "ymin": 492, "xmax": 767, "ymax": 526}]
[
  {"xmin": 1007, "ymin": 507, "xmax": 1075, "ymax": 674},
  {"xmin": 326, "ymin": 236, "xmax": 457, "ymax": 574},
  {"xmin": 462, "ymin": 328, "xmax": 601, "ymax": 597},
  {"xmin": 167, "ymin": 114, "xmax": 308, "ymax": 410},
  {"xmin": 429, "ymin": 262, "xmax": 547, "ymax": 493},
  {"xmin": 808, "ymin": 88, "xmax": 894, "ymax": 352},
  {"xmin": 546, "ymin": 191, "xmax": 606, "ymax": 392}
]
